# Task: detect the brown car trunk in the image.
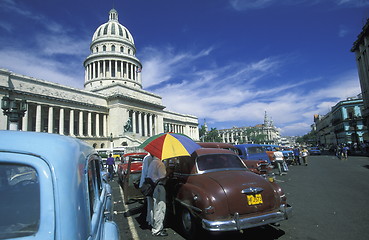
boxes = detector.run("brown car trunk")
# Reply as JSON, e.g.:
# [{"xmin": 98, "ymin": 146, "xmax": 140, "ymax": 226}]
[{"xmin": 205, "ymin": 170, "xmax": 280, "ymax": 216}]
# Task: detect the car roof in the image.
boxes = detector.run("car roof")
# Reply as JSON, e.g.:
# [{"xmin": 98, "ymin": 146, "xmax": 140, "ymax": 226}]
[
  {"xmin": 198, "ymin": 142, "xmax": 236, "ymax": 149},
  {"xmin": 0, "ymin": 130, "xmax": 94, "ymax": 173},
  {"xmin": 235, "ymin": 143, "xmax": 263, "ymax": 147},
  {"xmin": 194, "ymin": 147, "xmax": 236, "ymax": 156},
  {"xmin": 123, "ymin": 152, "xmax": 147, "ymax": 157}
]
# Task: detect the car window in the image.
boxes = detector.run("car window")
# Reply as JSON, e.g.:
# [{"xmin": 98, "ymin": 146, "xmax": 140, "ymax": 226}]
[
  {"xmin": 197, "ymin": 154, "xmax": 246, "ymax": 171},
  {"xmin": 0, "ymin": 163, "xmax": 40, "ymax": 239},
  {"xmin": 87, "ymin": 155, "xmax": 103, "ymax": 217},
  {"xmin": 247, "ymin": 147, "xmax": 264, "ymax": 154}
]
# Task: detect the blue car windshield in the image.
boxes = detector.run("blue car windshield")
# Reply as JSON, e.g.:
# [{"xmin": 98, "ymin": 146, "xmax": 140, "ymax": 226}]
[
  {"xmin": 0, "ymin": 163, "xmax": 40, "ymax": 239},
  {"xmin": 197, "ymin": 154, "xmax": 246, "ymax": 171}
]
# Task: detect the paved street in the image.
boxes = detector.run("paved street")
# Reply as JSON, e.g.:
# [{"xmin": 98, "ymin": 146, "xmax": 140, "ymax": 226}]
[{"xmin": 111, "ymin": 154, "xmax": 369, "ymax": 240}]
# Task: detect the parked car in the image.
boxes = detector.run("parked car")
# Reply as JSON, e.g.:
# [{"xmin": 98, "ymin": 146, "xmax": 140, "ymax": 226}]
[
  {"xmin": 198, "ymin": 142, "xmax": 271, "ymax": 175},
  {"xmin": 165, "ymin": 148, "xmax": 292, "ymax": 238},
  {"xmin": 117, "ymin": 152, "xmax": 147, "ymax": 203},
  {"xmin": 308, "ymin": 147, "xmax": 322, "ymax": 155},
  {"xmin": 0, "ymin": 131, "xmax": 119, "ymax": 240}
]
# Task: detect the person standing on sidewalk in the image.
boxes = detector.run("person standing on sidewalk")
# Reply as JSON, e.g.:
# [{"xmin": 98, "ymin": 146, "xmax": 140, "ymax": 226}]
[{"xmin": 147, "ymin": 156, "xmax": 168, "ymax": 237}]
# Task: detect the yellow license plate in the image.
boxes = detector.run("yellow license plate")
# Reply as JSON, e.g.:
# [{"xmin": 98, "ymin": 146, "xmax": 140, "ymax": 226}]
[{"xmin": 247, "ymin": 194, "xmax": 263, "ymax": 205}]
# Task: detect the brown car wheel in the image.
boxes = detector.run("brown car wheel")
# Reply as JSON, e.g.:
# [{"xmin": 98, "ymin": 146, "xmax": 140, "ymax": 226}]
[{"xmin": 180, "ymin": 207, "xmax": 198, "ymax": 239}]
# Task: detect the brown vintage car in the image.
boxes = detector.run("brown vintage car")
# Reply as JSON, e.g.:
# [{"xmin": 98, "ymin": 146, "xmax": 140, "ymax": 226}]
[
  {"xmin": 165, "ymin": 148, "xmax": 292, "ymax": 238},
  {"xmin": 198, "ymin": 142, "xmax": 271, "ymax": 175}
]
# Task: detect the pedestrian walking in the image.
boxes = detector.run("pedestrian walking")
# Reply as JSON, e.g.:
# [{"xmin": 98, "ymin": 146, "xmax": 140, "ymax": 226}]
[
  {"xmin": 273, "ymin": 148, "xmax": 287, "ymax": 175},
  {"xmin": 293, "ymin": 146, "xmax": 301, "ymax": 165},
  {"xmin": 342, "ymin": 145, "xmax": 349, "ymax": 160},
  {"xmin": 106, "ymin": 153, "xmax": 115, "ymax": 181},
  {"xmin": 147, "ymin": 156, "xmax": 168, "ymax": 237},
  {"xmin": 139, "ymin": 153, "xmax": 154, "ymax": 228},
  {"xmin": 301, "ymin": 148, "xmax": 308, "ymax": 166}
]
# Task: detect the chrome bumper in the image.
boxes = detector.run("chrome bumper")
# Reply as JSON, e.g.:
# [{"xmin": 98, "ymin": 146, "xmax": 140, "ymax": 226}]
[{"xmin": 202, "ymin": 204, "xmax": 292, "ymax": 232}]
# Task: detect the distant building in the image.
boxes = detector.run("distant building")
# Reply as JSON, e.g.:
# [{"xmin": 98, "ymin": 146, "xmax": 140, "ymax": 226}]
[
  {"xmin": 0, "ymin": 9, "xmax": 199, "ymax": 148},
  {"xmin": 314, "ymin": 95, "xmax": 368, "ymax": 146},
  {"xmin": 351, "ymin": 18, "xmax": 369, "ymax": 131},
  {"xmin": 217, "ymin": 111, "xmax": 280, "ymax": 144}
]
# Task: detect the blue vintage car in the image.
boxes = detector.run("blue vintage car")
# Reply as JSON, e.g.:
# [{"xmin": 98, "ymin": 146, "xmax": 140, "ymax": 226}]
[
  {"xmin": 234, "ymin": 144, "xmax": 271, "ymax": 164},
  {"xmin": 0, "ymin": 131, "xmax": 119, "ymax": 240}
]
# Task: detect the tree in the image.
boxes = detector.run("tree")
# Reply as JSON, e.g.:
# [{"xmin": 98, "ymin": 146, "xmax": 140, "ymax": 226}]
[
  {"xmin": 243, "ymin": 127, "xmax": 269, "ymax": 144},
  {"xmin": 199, "ymin": 125, "xmax": 207, "ymax": 142},
  {"xmin": 198, "ymin": 125, "xmax": 221, "ymax": 142},
  {"xmin": 206, "ymin": 128, "xmax": 222, "ymax": 142}
]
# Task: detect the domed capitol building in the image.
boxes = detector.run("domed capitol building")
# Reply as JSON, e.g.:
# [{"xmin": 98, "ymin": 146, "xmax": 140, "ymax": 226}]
[{"xmin": 0, "ymin": 9, "xmax": 199, "ymax": 148}]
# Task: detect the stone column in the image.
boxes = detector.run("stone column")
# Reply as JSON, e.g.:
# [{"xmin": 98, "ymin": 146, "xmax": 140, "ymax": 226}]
[
  {"xmin": 115, "ymin": 60, "xmax": 118, "ymax": 78},
  {"xmin": 96, "ymin": 113, "xmax": 100, "ymax": 137},
  {"xmin": 120, "ymin": 61, "xmax": 123, "ymax": 77},
  {"xmin": 138, "ymin": 112, "xmax": 142, "ymax": 136},
  {"xmin": 48, "ymin": 106, "xmax": 53, "ymax": 133},
  {"xmin": 87, "ymin": 112, "xmax": 92, "ymax": 137},
  {"xmin": 98, "ymin": 61, "xmax": 101, "ymax": 78},
  {"xmin": 103, "ymin": 114, "xmax": 107, "ymax": 137},
  {"xmin": 70, "ymin": 109, "xmax": 74, "ymax": 136},
  {"xmin": 36, "ymin": 104, "xmax": 41, "ymax": 132},
  {"xmin": 109, "ymin": 60, "xmax": 112, "ymax": 78},
  {"xmin": 59, "ymin": 108, "xmax": 64, "ymax": 135},
  {"xmin": 149, "ymin": 114, "xmax": 153, "ymax": 137},
  {"xmin": 79, "ymin": 111, "xmax": 83, "ymax": 136},
  {"xmin": 103, "ymin": 60, "xmax": 106, "ymax": 78},
  {"xmin": 132, "ymin": 111, "xmax": 136, "ymax": 134},
  {"xmin": 143, "ymin": 112, "xmax": 147, "ymax": 136}
]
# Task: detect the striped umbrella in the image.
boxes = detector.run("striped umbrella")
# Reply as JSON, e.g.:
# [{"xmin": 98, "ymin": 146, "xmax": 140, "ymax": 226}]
[{"xmin": 139, "ymin": 133, "xmax": 201, "ymax": 160}]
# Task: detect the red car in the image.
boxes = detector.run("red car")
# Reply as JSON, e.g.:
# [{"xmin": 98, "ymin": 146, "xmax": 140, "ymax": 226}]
[
  {"xmin": 117, "ymin": 152, "xmax": 147, "ymax": 203},
  {"xmin": 198, "ymin": 142, "xmax": 271, "ymax": 176}
]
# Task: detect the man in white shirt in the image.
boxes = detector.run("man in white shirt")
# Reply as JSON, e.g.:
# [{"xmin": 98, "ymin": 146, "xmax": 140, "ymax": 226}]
[
  {"xmin": 147, "ymin": 156, "xmax": 168, "ymax": 237},
  {"xmin": 139, "ymin": 153, "xmax": 153, "ymax": 227},
  {"xmin": 273, "ymin": 148, "xmax": 287, "ymax": 175}
]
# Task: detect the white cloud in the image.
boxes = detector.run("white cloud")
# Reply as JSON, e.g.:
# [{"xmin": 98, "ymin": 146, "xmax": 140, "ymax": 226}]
[
  {"xmin": 141, "ymin": 46, "xmax": 361, "ymax": 136},
  {"xmin": 0, "ymin": 49, "xmax": 84, "ymax": 89}
]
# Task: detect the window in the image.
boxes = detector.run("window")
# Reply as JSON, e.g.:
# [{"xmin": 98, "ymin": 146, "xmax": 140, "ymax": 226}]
[
  {"xmin": 120, "ymin": 46, "xmax": 124, "ymax": 52},
  {"xmin": 0, "ymin": 163, "xmax": 40, "ymax": 238},
  {"xmin": 111, "ymin": 45, "xmax": 115, "ymax": 52},
  {"xmin": 197, "ymin": 154, "xmax": 245, "ymax": 171},
  {"xmin": 103, "ymin": 45, "xmax": 106, "ymax": 51},
  {"xmin": 87, "ymin": 156, "xmax": 103, "ymax": 217}
]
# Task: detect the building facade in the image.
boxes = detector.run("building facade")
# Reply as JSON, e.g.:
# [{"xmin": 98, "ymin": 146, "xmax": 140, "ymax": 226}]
[
  {"xmin": 0, "ymin": 9, "xmax": 199, "ymax": 148},
  {"xmin": 314, "ymin": 96, "xmax": 368, "ymax": 146},
  {"xmin": 352, "ymin": 18, "xmax": 369, "ymax": 130},
  {"xmin": 217, "ymin": 112, "xmax": 281, "ymax": 144}
]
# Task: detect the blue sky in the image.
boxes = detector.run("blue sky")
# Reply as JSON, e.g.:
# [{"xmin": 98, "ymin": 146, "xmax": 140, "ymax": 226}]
[{"xmin": 0, "ymin": 0, "xmax": 368, "ymax": 136}]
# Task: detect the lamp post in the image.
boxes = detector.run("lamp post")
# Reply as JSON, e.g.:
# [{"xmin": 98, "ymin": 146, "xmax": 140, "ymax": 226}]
[
  {"xmin": 1, "ymin": 96, "xmax": 27, "ymax": 131},
  {"xmin": 109, "ymin": 132, "xmax": 114, "ymax": 151}
]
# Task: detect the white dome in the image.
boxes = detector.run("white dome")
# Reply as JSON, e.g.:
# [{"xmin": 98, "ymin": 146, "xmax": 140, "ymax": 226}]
[{"xmin": 92, "ymin": 9, "xmax": 134, "ymax": 45}]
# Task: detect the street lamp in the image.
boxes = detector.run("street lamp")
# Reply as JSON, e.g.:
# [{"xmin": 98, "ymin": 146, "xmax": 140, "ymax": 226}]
[
  {"xmin": 1, "ymin": 96, "xmax": 27, "ymax": 130},
  {"xmin": 109, "ymin": 132, "xmax": 114, "ymax": 150}
]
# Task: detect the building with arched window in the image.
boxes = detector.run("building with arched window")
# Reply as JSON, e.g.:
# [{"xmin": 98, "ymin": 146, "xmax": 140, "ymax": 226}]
[{"xmin": 0, "ymin": 9, "xmax": 199, "ymax": 148}]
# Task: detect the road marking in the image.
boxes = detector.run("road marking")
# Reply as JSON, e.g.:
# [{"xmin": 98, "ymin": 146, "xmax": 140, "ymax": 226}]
[{"xmin": 119, "ymin": 186, "xmax": 140, "ymax": 240}]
